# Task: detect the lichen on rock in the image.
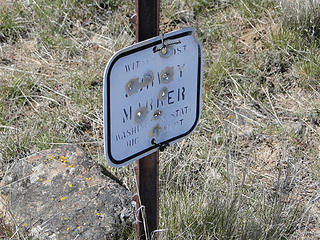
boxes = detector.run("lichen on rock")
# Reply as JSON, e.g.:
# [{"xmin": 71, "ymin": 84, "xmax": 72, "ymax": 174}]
[{"xmin": 0, "ymin": 145, "xmax": 134, "ymax": 240}]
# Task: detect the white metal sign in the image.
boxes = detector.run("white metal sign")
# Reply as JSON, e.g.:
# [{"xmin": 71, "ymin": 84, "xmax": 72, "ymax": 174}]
[{"xmin": 103, "ymin": 27, "xmax": 202, "ymax": 167}]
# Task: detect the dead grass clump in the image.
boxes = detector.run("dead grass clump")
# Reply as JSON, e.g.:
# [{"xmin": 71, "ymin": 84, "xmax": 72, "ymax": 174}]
[
  {"xmin": 281, "ymin": 0, "xmax": 320, "ymax": 39},
  {"xmin": 158, "ymin": 127, "xmax": 305, "ymax": 239}
]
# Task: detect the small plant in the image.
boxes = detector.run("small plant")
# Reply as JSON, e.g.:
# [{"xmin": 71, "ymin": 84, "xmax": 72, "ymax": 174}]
[{"xmin": 0, "ymin": 3, "xmax": 28, "ymax": 43}]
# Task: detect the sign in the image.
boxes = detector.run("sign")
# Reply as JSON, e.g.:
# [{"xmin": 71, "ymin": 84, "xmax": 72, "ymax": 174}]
[{"xmin": 103, "ymin": 27, "xmax": 202, "ymax": 167}]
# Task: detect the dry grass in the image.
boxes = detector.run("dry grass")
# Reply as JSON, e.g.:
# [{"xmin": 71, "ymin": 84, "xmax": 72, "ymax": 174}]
[
  {"xmin": 0, "ymin": 0, "xmax": 320, "ymax": 239},
  {"xmin": 281, "ymin": 0, "xmax": 320, "ymax": 39}
]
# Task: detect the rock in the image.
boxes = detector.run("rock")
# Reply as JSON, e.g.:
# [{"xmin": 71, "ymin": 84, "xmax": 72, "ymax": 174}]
[{"xmin": 0, "ymin": 145, "xmax": 134, "ymax": 240}]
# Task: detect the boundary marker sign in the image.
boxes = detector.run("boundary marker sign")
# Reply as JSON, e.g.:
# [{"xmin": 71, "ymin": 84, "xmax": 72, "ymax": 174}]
[{"xmin": 103, "ymin": 27, "xmax": 202, "ymax": 167}]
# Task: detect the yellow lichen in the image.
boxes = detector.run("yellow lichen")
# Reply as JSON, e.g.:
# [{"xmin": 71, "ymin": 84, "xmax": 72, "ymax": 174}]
[
  {"xmin": 60, "ymin": 197, "xmax": 66, "ymax": 201},
  {"xmin": 60, "ymin": 156, "xmax": 68, "ymax": 163},
  {"xmin": 68, "ymin": 164, "xmax": 74, "ymax": 168}
]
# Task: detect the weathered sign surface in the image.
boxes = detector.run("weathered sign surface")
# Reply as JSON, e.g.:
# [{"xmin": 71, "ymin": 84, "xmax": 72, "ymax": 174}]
[{"xmin": 104, "ymin": 27, "xmax": 202, "ymax": 167}]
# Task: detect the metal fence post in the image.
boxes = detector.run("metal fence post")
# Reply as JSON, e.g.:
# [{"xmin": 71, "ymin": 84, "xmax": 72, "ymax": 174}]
[{"xmin": 133, "ymin": 0, "xmax": 160, "ymax": 239}]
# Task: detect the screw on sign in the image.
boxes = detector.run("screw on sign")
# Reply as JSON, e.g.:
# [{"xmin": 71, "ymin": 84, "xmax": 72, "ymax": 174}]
[{"xmin": 103, "ymin": 1, "xmax": 202, "ymax": 239}]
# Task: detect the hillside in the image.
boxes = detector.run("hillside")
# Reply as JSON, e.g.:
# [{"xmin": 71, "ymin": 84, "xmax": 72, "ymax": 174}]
[{"xmin": 0, "ymin": 0, "xmax": 319, "ymax": 239}]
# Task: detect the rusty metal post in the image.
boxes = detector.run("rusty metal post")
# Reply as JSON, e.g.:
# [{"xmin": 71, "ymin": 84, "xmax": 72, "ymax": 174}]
[
  {"xmin": 134, "ymin": 0, "xmax": 160, "ymax": 42},
  {"xmin": 133, "ymin": 152, "xmax": 159, "ymax": 240},
  {"xmin": 132, "ymin": 1, "xmax": 160, "ymax": 239}
]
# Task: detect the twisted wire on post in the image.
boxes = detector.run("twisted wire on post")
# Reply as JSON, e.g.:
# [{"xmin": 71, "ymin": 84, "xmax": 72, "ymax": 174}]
[{"xmin": 133, "ymin": 166, "xmax": 150, "ymax": 240}]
